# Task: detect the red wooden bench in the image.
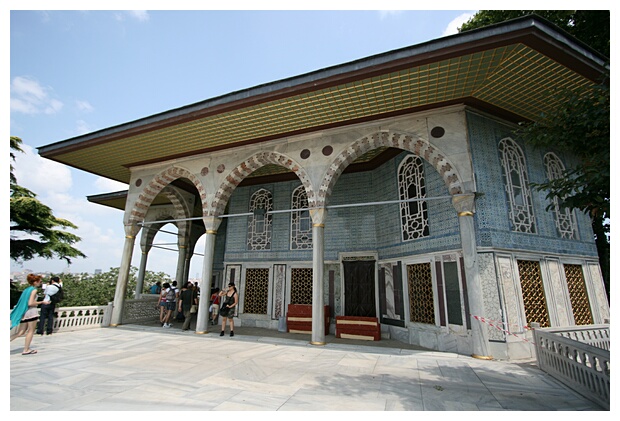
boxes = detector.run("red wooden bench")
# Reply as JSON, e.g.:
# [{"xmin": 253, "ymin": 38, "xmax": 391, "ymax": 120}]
[
  {"xmin": 335, "ymin": 316, "xmax": 381, "ymax": 341},
  {"xmin": 286, "ymin": 304, "xmax": 330, "ymax": 334}
]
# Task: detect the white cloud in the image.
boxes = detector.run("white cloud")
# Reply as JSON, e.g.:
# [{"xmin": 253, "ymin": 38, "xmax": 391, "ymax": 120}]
[
  {"xmin": 13, "ymin": 144, "xmax": 73, "ymax": 195},
  {"xmin": 10, "ymin": 76, "xmax": 63, "ymax": 115},
  {"xmin": 116, "ymin": 11, "xmax": 150, "ymax": 22},
  {"xmin": 94, "ymin": 177, "xmax": 128, "ymax": 193},
  {"xmin": 378, "ymin": 11, "xmax": 403, "ymax": 20},
  {"xmin": 75, "ymin": 120, "xmax": 93, "ymax": 135},
  {"xmin": 76, "ymin": 100, "xmax": 94, "ymax": 113},
  {"xmin": 128, "ymin": 11, "xmax": 150, "ymax": 22},
  {"xmin": 442, "ymin": 12, "xmax": 475, "ymax": 37}
]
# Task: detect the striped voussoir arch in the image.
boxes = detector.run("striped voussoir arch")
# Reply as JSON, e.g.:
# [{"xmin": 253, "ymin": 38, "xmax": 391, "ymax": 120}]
[
  {"xmin": 317, "ymin": 130, "xmax": 464, "ymax": 207},
  {"xmin": 129, "ymin": 166, "xmax": 207, "ymax": 225},
  {"xmin": 209, "ymin": 151, "xmax": 314, "ymax": 217}
]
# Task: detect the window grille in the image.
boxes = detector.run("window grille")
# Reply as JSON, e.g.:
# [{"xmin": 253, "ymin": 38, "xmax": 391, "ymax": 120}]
[
  {"xmin": 499, "ymin": 138, "xmax": 536, "ymax": 233},
  {"xmin": 564, "ymin": 264, "xmax": 593, "ymax": 325},
  {"xmin": 290, "ymin": 268, "xmax": 313, "ymax": 304},
  {"xmin": 407, "ymin": 262, "xmax": 435, "ymax": 324},
  {"xmin": 247, "ymin": 188, "xmax": 273, "ymax": 250},
  {"xmin": 243, "ymin": 268, "xmax": 269, "ymax": 314},
  {"xmin": 517, "ymin": 260, "xmax": 549, "ymax": 327},
  {"xmin": 291, "ymin": 186, "xmax": 313, "ymax": 250},
  {"xmin": 398, "ymin": 155, "xmax": 429, "ymax": 241},
  {"xmin": 544, "ymin": 153, "xmax": 578, "ymax": 239}
]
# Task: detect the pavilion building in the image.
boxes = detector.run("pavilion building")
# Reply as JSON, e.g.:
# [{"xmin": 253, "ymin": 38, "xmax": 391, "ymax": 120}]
[{"xmin": 38, "ymin": 15, "xmax": 609, "ymax": 360}]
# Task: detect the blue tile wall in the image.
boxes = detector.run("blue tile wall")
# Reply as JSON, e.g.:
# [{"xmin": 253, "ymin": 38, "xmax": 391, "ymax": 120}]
[
  {"xmin": 223, "ymin": 151, "xmax": 461, "ymax": 263},
  {"xmin": 220, "ymin": 112, "xmax": 598, "ymax": 265},
  {"xmin": 466, "ymin": 111, "xmax": 597, "ymax": 257}
]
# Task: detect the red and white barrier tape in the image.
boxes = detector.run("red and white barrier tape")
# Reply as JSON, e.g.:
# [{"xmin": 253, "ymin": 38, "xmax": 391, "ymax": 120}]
[{"xmin": 471, "ymin": 315, "xmax": 535, "ymax": 344}]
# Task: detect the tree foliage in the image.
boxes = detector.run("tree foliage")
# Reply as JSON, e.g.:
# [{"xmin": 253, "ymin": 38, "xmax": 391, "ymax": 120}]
[
  {"xmin": 10, "ymin": 136, "xmax": 86, "ymax": 264},
  {"xmin": 15, "ymin": 268, "xmax": 173, "ymax": 307},
  {"xmin": 459, "ymin": 10, "xmax": 609, "ymax": 57}
]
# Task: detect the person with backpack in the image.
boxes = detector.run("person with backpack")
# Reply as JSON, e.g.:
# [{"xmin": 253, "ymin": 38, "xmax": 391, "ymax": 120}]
[
  {"xmin": 209, "ymin": 287, "xmax": 220, "ymax": 325},
  {"xmin": 162, "ymin": 282, "xmax": 177, "ymax": 328},
  {"xmin": 36, "ymin": 276, "xmax": 63, "ymax": 336}
]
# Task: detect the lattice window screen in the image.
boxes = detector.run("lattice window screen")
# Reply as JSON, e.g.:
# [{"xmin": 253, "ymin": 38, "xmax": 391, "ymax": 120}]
[
  {"xmin": 243, "ymin": 268, "xmax": 270, "ymax": 314},
  {"xmin": 398, "ymin": 154, "xmax": 429, "ymax": 241},
  {"xmin": 499, "ymin": 138, "xmax": 536, "ymax": 233},
  {"xmin": 544, "ymin": 153, "xmax": 578, "ymax": 239},
  {"xmin": 247, "ymin": 189, "xmax": 273, "ymax": 250},
  {"xmin": 517, "ymin": 260, "xmax": 549, "ymax": 327},
  {"xmin": 291, "ymin": 186, "xmax": 313, "ymax": 250},
  {"xmin": 407, "ymin": 262, "xmax": 435, "ymax": 324},
  {"xmin": 290, "ymin": 268, "xmax": 313, "ymax": 305},
  {"xmin": 564, "ymin": 264, "xmax": 593, "ymax": 325}
]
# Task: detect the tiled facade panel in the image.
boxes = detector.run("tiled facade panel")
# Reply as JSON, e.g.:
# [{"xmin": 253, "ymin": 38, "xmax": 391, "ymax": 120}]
[
  {"xmin": 225, "ymin": 182, "xmax": 312, "ymax": 262},
  {"xmin": 466, "ymin": 112, "xmax": 597, "ymax": 257},
  {"xmin": 221, "ymin": 150, "xmax": 462, "ymax": 264},
  {"xmin": 372, "ymin": 151, "xmax": 461, "ymax": 259},
  {"xmin": 325, "ymin": 171, "xmax": 377, "ymax": 259}
]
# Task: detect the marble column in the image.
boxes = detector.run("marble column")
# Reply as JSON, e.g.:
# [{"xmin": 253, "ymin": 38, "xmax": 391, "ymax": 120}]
[
  {"xmin": 310, "ymin": 208, "xmax": 327, "ymax": 345},
  {"xmin": 176, "ymin": 244, "xmax": 187, "ymax": 285},
  {"xmin": 453, "ymin": 194, "xmax": 491, "ymax": 359},
  {"xmin": 110, "ymin": 223, "xmax": 141, "ymax": 326},
  {"xmin": 195, "ymin": 216, "xmax": 222, "ymax": 334},
  {"xmin": 135, "ymin": 251, "xmax": 148, "ymax": 298}
]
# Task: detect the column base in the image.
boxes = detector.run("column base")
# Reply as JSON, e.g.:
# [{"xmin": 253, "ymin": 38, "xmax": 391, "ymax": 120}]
[
  {"xmin": 110, "ymin": 324, "xmax": 120, "ymax": 327},
  {"xmin": 471, "ymin": 354, "xmax": 493, "ymax": 360},
  {"xmin": 195, "ymin": 331, "xmax": 208, "ymax": 335},
  {"xmin": 310, "ymin": 341, "xmax": 326, "ymax": 346}
]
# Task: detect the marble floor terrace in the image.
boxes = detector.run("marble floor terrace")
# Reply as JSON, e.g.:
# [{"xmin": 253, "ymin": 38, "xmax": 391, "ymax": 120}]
[{"xmin": 9, "ymin": 323, "xmax": 608, "ymax": 412}]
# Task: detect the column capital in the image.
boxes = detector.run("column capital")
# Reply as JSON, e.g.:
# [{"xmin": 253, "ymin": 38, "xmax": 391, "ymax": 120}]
[
  {"xmin": 202, "ymin": 216, "xmax": 222, "ymax": 233},
  {"xmin": 310, "ymin": 207, "xmax": 328, "ymax": 226},
  {"xmin": 124, "ymin": 223, "xmax": 141, "ymax": 238},
  {"xmin": 452, "ymin": 193, "xmax": 476, "ymax": 216}
]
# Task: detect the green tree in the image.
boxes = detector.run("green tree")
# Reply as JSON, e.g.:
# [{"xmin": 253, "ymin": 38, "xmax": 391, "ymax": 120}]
[
  {"xmin": 10, "ymin": 136, "xmax": 86, "ymax": 264},
  {"xmin": 53, "ymin": 267, "xmax": 172, "ymax": 307},
  {"xmin": 459, "ymin": 11, "xmax": 609, "ymax": 57},
  {"xmin": 460, "ymin": 11, "xmax": 610, "ymax": 298}
]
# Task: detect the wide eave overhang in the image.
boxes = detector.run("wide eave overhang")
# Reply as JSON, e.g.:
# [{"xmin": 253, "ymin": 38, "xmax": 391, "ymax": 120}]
[{"xmin": 39, "ymin": 15, "xmax": 607, "ymax": 192}]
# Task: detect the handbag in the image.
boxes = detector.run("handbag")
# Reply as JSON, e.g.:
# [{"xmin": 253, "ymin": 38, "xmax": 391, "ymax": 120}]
[{"xmin": 190, "ymin": 305, "xmax": 198, "ymax": 314}]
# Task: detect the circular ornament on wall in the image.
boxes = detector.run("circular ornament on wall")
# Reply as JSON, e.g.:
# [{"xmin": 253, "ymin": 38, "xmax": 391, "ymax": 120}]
[
  {"xmin": 322, "ymin": 145, "xmax": 333, "ymax": 156},
  {"xmin": 201, "ymin": 167, "xmax": 209, "ymax": 176},
  {"xmin": 430, "ymin": 126, "xmax": 445, "ymax": 138},
  {"xmin": 300, "ymin": 149, "xmax": 311, "ymax": 159},
  {"xmin": 135, "ymin": 179, "xmax": 142, "ymax": 187},
  {"xmin": 217, "ymin": 164, "xmax": 225, "ymax": 173}
]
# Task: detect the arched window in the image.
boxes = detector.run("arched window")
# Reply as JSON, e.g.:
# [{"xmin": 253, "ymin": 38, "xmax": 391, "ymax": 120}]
[
  {"xmin": 291, "ymin": 185, "xmax": 312, "ymax": 250},
  {"xmin": 544, "ymin": 153, "xmax": 578, "ymax": 239},
  {"xmin": 498, "ymin": 138, "xmax": 536, "ymax": 233},
  {"xmin": 247, "ymin": 188, "xmax": 272, "ymax": 250},
  {"xmin": 398, "ymin": 154, "xmax": 429, "ymax": 241}
]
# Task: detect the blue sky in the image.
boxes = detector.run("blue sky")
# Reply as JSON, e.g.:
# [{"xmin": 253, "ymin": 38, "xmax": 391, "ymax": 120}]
[{"xmin": 7, "ymin": 3, "xmax": 614, "ymax": 279}]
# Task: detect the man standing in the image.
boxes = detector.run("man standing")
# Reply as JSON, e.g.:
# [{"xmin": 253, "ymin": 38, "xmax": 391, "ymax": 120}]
[{"xmin": 37, "ymin": 276, "xmax": 62, "ymax": 335}]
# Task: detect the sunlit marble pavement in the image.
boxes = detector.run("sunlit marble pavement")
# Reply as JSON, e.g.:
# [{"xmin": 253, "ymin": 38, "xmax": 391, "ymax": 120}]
[{"xmin": 9, "ymin": 324, "xmax": 605, "ymax": 411}]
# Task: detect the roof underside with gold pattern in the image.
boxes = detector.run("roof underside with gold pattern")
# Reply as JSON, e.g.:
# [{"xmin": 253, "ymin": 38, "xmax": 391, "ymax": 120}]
[{"xmin": 39, "ymin": 16, "xmax": 607, "ymax": 193}]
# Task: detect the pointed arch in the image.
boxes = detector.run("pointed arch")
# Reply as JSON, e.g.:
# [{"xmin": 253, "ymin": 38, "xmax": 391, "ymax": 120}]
[
  {"xmin": 139, "ymin": 185, "xmax": 192, "ymax": 248},
  {"xmin": 128, "ymin": 166, "xmax": 206, "ymax": 225},
  {"xmin": 209, "ymin": 151, "xmax": 314, "ymax": 217},
  {"xmin": 317, "ymin": 130, "xmax": 464, "ymax": 207}
]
